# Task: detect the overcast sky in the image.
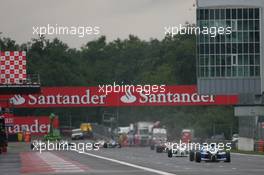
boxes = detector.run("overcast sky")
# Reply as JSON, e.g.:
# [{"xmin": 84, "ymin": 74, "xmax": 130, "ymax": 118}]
[{"xmin": 0, "ymin": 0, "xmax": 196, "ymax": 48}]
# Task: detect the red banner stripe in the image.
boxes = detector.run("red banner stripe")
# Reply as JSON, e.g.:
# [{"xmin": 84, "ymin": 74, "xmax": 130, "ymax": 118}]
[{"xmin": 0, "ymin": 85, "xmax": 238, "ymax": 108}]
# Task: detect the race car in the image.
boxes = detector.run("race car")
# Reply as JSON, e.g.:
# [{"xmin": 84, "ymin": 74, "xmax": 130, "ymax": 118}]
[
  {"xmin": 168, "ymin": 144, "xmax": 188, "ymax": 157},
  {"xmin": 190, "ymin": 144, "xmax": 231, "ymax": 163},
  {"xmin": 155, "ymin": 141, "xmax": 169, "ymax": 153},
  {"xmin": 103, "ymin": 139, "xmax": 121, "ymax": 148},
  {"xmin": 71, "ymin": 129, "xmax": 84, "ymax": 140},
  {"xmin": 150, "ymin": 128, "xmax": 167, "ymax": 151},
  {"xmin": 95, "ymin": 140, "xmax": 106, "ymax": 148}
]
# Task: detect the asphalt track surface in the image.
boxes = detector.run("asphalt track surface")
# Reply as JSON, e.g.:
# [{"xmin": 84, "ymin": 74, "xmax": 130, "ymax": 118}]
[{"xmin": 1, "ymin": 143, "xmax": 264, "ymax": 175}]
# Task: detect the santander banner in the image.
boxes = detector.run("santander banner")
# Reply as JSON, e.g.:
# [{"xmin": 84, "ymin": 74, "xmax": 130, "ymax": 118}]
[
  {"xmin": 4, "ymin": 116, "xmax": 59, "ymax": 135},
  {"xmin": 1, "ymin": 85, "xmax": 238, "ymax": 108}
]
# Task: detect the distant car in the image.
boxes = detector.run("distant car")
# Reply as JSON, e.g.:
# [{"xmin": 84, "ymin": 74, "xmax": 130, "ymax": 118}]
[
  {"xmin": 96, "ymin": 140, "xmax": 106, "ymax": 148},
  {"xmin": 150, "ymin": 128, "xmax": 167, "ymax": 150},
  {"xmin": 71, "ymin": 129, "xmax": 84, "ymax": 140},
  {"xmin": 150, "ymin": 137, "xmax": 167, "ymax": 151},
  {"xmin": 103, "ymin": 139, "xmax": 121, "ymax": 148},
  {"xmin": 168, "ymin": 144, "xmax": 188, "ymax": 157},
  {"xmin": 155, "ymin": 140, "xmax": 168, "ymax": 153},
  {"xmin": 190, "ymin": 144, "xmax": 231, "ymax": 163}
]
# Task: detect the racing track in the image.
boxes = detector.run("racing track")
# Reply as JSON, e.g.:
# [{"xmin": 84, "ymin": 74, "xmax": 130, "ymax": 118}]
[
  {"xmin": 2, "ymin": 144, "xmax": 264, "ymax": 175},
  {"xmin": 60, "ymin": 146, "xmax": 264, "ymax": 175}
]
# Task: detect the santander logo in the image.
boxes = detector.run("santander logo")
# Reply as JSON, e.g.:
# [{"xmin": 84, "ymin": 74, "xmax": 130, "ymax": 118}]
[
  {"xmin": 9, "ymin": 90, "xmax": 107, "ymax": 106},
  {"xmin": 120, "ymin": 90, "xmax": 137, "ymax": 103},
  {"xmin": 10, "ymin": 95, "xmax": 26, "ymax": 105}
]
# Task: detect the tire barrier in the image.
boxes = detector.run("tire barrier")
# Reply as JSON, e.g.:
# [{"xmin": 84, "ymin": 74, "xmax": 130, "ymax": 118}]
[{"xmin": 256, "ymin": 140, "xmax": 264, "ymax": 152}]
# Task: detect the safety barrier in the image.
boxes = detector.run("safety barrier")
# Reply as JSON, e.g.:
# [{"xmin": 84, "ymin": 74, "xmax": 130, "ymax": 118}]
[{"xmin": 256, "ymin": 140, "xmax": 264, "ymax": 152}]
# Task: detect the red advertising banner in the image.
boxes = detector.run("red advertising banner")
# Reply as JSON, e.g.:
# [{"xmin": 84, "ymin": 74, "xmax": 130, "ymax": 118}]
[
  {"xmin": 0, "ymin": 85, "xmax": 238, "ymax": 108},
  {"xmin": 1, "ymin": 113, "xmax": 14, "ymax": 127},
  {"xmin": 4, "ymin": 116, "xmax": 59, "ymax": 136},
  {"xmin": 0, "ymin": 99, "xmax": 10, "ymax": 108}
]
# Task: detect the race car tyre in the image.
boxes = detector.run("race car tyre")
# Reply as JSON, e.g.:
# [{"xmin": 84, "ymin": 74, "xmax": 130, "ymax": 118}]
[
  {"xmin": 118, "ymin": 144, "xmax": 122, "ymax": 148},
  {"xmin": 195, "ymin": 152, "xmax": 201, "ymax": 162},
  {"xmin": 103, "ymin": 143, "xmax": 108, "ymax": 148},
  {"xmin": 212, "ymin": 155, "xmax": 216, "ymax": 162},
  {"xmin": 189, "ymin": 151, "xmax": 194, "ymax": 161},
  {"xmin": 225, "ymin": 152, "xmax": 231, "ymax": 162},
  {"xmin": 150, "ymin": 145, "xmax": 155, "ymax": 150},
  {"xmin": 168, "ymin": 149, "xmax": 173, "ymax": 158},
  {"xmin": 30, "ymin": 143, "xmax": 34, "ymax": 150}
]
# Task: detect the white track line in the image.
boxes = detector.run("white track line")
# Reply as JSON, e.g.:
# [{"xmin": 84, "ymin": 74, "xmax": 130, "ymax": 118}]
[{"xmin": 77, "ymin": 151, "xmax": 176, "ymax": 175}]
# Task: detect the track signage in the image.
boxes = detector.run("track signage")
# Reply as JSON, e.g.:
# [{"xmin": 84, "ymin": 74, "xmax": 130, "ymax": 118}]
[{"xmin": 1, "ymin": 85, "xmax": 238, "ymax": 108}]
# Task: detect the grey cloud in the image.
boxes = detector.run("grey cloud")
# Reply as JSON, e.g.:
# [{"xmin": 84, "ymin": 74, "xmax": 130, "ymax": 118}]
[{"xmin": 0, "ymin": 0, "xmax": 195, "ymax": 48}]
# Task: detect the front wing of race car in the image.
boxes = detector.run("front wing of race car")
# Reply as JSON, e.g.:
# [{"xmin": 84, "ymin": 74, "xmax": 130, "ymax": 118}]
[
  {"xmin": 168, "ymin": 148, "xmax": 188, "ymax": 157},
  {"xmin": 191, "ymin": 150, "xmax": 231, "ymax": 162},
  {"xmin": 200, "ymin": 151, "xmax": 229, "ymax": 161}
]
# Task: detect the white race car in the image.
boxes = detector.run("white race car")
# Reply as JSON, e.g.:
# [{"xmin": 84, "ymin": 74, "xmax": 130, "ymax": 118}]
[
  {"xmin": 168, "ymin": 144, "xmax": 188, "ymax": 157},
  {"xmin": 71, "ymin": 129, "xmax": 84, "ymax": 140},
  {"xmin": 103, "ymin": 139, "xmax": 121, "ymax": 148}
]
